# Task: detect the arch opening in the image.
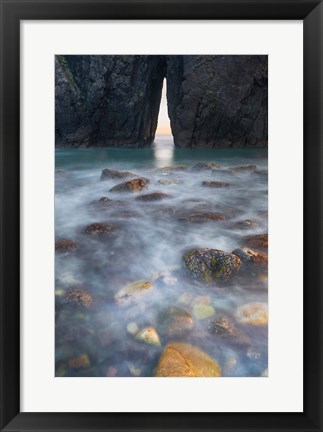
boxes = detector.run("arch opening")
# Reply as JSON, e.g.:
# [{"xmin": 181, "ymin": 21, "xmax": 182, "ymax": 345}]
[{"xmin": 153, "ymin": 78, "xmax": 174, "ymax": 166}]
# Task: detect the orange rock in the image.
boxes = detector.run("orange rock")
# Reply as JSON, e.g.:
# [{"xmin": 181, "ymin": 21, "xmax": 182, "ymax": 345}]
[
  {"xmin": 156, "ymin": 343, "xmax": 221, "ymax": 377},
  {"xmin": 243, "ymin": 233, "xmax": 268, "ymax": 250},
  {"xmin": 68, "ymin": 354, "xmax": 90, "ymax": 370}
]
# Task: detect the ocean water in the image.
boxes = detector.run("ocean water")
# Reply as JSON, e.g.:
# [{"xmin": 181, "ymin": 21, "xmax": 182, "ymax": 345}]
[{"xmin": 55, "ymin": 135, "xmax": 268, "ymax": 377}]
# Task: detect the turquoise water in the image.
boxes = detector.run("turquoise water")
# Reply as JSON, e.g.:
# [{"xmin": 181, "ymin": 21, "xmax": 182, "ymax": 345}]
[{"xmin": 55, "ymin": 136, "xmax": 268, "ymax": 377}]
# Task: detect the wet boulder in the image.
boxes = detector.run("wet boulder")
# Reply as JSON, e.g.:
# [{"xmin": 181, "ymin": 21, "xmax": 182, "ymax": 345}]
[
  {"xmin": 155, "ymin": 343, "xmax": 221, "ymax": 377},
  {"xmin": 228, "ymin": 164, "xmax": 257, "ymax": 173},
  {"xmin": 158, "ymin": 306, "xmax": 194, "ymax": 338},
  {"xmin": 55, "ymin": 238, "xmax": 77, "ymax": 254},
  {"xmin": 109, "ymin": 178, "xmax": 149, "ymax": 193},
  {"xmin": 178, "ymin": 212, "xmax": 226, "ymax": 223},
  {"xmin": 208, "ymin": 316, "xmax": 251, "ymax": 346},
  {"xmin": 64, "ymin": 288, "xmax": 93, "ymax": 308},
  {"xmin": 232, "ymin": 247, "xmax": 268, "ymax": 266},
  {"xmin": 101, "ymin": 168, "xmax": 136, "ymax": 180},
  {"xmin": 157, "ymin": 164, "xmax": 188, "ymax": 171},
  {"xmin": 183, "ymin": 248, "xmax": 241, "ymax": 284},
  {"xmin": 84, "ymin": 222, "xmax": 117, "ymax": 236},
  {"xmin": 202, "ymin": 181, "xmax": 230, "ymax": 188},
  {"xmin": 191, "ymin": 162, "xmax": 221, "ymax": 171},
  {"xmin": 243, "ymin": 233, "xmax": 268, "ymax": 250},
  {"xmin": 135, "ymin": 192, "xmax": 171, "ymax": 202}
]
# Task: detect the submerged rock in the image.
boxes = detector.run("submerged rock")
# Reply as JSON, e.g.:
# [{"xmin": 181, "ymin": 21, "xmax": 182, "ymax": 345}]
[
  {"xmin": 157, "ymin": 164, "xmax": 188, "ymax": 171},
  {"xmin": 158, "ymin": 307, "xmax": 194, "ymax": 338},
  {"xmin": 178, "ymin": 213, "xmax": 226, "ymax": 223},
  {"xmin": 192, "ymin": 304, "xmax": 215, "ymax": 320},
  {"xmin": 101, "ymin": 168, "xmax": 136, "ymax": 180},
  {"xmin": 177, "ymin": 292, "xmax": 193, "ymax": 306},
  {"xmin": 232, "ymin": 219, "xmax": 256, "ymax": 229},
  {"xmin": 68, "ymin": 354, "xmax": 90, "ymax": 370},
  {"xmin": 202, "ymin": 181, "xmax": 229, "ymax": 188},
  {"xmin": 109, "ymin": 178, "xmax": 149, "ymax": 193},
  {"xmin": 157, "ymin": 178, "xmax": 181, "ymax": 186},
  {"xmin": 135, "ymin": 192, "xmax": 171, "ymax": 202},
  {"xmin": 208, "ymin": 316, "xmax": 239, "ymax": 336},
  {"xmin": 243, "ymin": 233, "xmax": 268, "ymax": 250},
  {"xmin": 183, "ymin": 248, "xmax": 241, "ymax": 284},
  {"xmin": 232, "ymin": 247, "xmax": 268, "ymax": 266},
  {"xmin": 135, "ymin": 327, "xmax": 161, "ymax": 346},
  {"xmin": 208, "ymin": 316, "xmax": 251, "ymax": 347},
  {"xmin": 114, "ymin": 280, "xmax": 153, "ymax": 305},
  {"xmin": 235, "ymin": 302, "xmax": 268, "ymax": 326},
  {"xmin": 155, "ymin": 343, "xmax": 221, "ymax": 377},
  {"xmin": 126, "ymin": 322, "xmax": 139, "ymax": 335},
  {"xmin": 64, "ymin": 289, "xmax": 93, "ymax": 308},
  {"xmin": 84, "ymin": 222, "xmax": 117, "ymax": 236},
  {"xmin": 191, "ymin": 162, "xmax": 221, "ymax": 171},
  {"xmin": 228, "ymin": 164, "xmax": 257, "ymax": 173},
  {"xmin": 98, "ymin": 196, "xmax": 113, "ymax": 205},
  {"xmin": 55, "ymin": 238, "xmax": 77, "ymax": 254}
]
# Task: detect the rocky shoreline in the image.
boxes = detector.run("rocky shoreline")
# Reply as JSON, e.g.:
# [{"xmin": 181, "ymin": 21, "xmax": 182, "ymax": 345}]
[{"xmin": 55, "ymin": 157, "xmax": 268, "ymax": 378}]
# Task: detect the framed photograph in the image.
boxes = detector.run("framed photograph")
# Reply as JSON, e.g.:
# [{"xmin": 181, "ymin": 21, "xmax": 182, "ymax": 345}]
[{"xmin": 0, "ymin": 0, "xmax": 322, "ymax": 431}]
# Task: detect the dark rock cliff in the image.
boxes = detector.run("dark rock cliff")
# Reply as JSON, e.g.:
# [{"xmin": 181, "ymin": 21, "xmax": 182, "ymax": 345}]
[
  {"xmin": 55, "ymin": 55, "xmax": 267, "ymax": 148},
  {"xmin": 55, "ymin": 55, "xmax": 166, "ymax": 147},
  {"xmin": 167, "ymin": 55, "xmax": 268, "ymax": 148}
]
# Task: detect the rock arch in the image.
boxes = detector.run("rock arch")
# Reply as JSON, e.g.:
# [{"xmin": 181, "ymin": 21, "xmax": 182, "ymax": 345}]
[{"xmin": 55, "ymin": 55, "xmax": 267, "ymax": 148}]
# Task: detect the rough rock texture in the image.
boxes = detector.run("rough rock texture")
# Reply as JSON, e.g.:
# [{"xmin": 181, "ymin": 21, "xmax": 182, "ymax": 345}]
[
  {"xmin": 158, "ymin": 307, "xmax": 194, "ymax": 338},
  {"xmin": 55, "ymin": 55, "xmax": 166, "ymax": 147},
  {"xmin": 56, "ymin": 55, "xmax": 268, "ymax": 148},
  {"xmin": 167, "ymin": 55, "xmax": 268, "ymax": 148},
  {"xmin": 155, "ymin": 343, "xmax": 222, "ymax": 377},
  {"xmin": 183, "ymin": 248, "xmax": 241, "ymax": 284}
]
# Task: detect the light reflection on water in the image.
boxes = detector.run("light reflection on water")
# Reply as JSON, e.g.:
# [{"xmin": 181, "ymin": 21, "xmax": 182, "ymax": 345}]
[{"xmin": 153, "ymin": 135, "xmax": 174, "ymax": 168}]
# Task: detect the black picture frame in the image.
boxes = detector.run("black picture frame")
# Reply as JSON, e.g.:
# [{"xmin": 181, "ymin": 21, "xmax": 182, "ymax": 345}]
[{"xmin": 0, "ymin": 0, "xmax": 322, "ymax": 431}]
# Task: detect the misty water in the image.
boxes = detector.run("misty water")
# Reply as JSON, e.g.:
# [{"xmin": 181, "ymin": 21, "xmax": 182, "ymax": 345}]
[{"xmin": 55, "ymin": 136, "xmax": 268, "ymax": 377}]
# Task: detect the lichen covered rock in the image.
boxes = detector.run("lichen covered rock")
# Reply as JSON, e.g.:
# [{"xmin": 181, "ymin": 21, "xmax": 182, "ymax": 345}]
[
  {"xmin": 155, "ymin": 343, "xmax": 221, "ymax": 377},
  {"xmin": 183, "ymin": 248, "xmax": 241, "ymax": 284},
  {"xmin": 64, "ymin": 289, "xmax": 93, "ymax": 308},
  {"xmin": 55, "ymin": 238, "xmax": 77, "ymax": 254},
  {"xmin": 109, "ymin": 178, "xmax": 148, "ymax": 193},
  {"xmin": 84, "ymin": 222, "xmax": 117, "ymax": 236}
]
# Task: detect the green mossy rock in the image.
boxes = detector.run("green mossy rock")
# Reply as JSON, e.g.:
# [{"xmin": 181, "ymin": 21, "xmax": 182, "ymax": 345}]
[{"xmin": 183, "ymin": 248, "xmax": 241, "ymax": 284}]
